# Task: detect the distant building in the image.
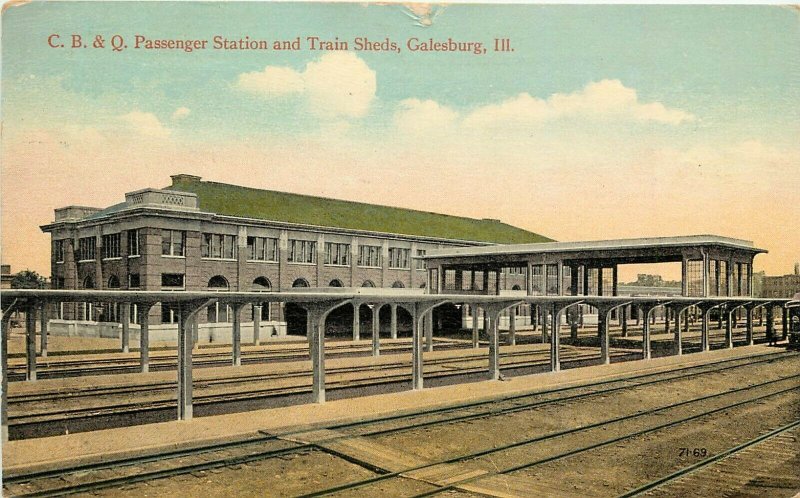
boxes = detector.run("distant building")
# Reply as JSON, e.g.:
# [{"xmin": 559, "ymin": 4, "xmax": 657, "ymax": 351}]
[
  {"xmin": 1, "ymin": 264, "xmax": 14, "ymax": 289},
  {"xmin": 761, "ymin": 263, "xmax": 800, "ymax": 298}
]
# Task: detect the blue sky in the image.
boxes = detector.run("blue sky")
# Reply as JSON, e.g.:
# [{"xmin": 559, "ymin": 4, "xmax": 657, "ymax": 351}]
[{"xmin": 2, "ymin": 3, "xmax": 798, "ymax": 277}]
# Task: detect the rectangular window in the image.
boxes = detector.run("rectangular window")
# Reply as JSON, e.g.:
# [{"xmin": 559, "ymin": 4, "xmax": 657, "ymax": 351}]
[
  {"xmin": 532, "ymin": 265, "xmax": 545, "ymax": 295},
  {"xmin": 546, "ymin": 264, "xmax": 559, "ymax": 295},
  {"xmin": 741, "ymin": 263, "xmax": 750, "ymax": 296},
  {"xmin": 444, "ymin": 269, "xmax": 457, "ymax": 290},
  {"xmin": 416, "ymin": 249, "xmax": 427, "ymax": 270},
  {"xmin": 78, "ymin": 236, "xmax": 96, "ymax": 261},
  {"xmin": 51, "ymin": 277, "xmax": 65, "ymax": 289},
  {"xmin": 601, "ymin": 268, "xmax": 614, "ymax": 296},
  {"xmin": 324, "ymin": 242, "xmax": 350, "ymax": 266},
  {"xmin": 54, "ymin": 240, "xmax": 65, "ymax": 263},
  {"xmin": 719, "ymin": 260, "xmax": 729, "ymax": 296},
  {"xmin": 161, "ymin": 230, "xmax": 185, "ymax": 257},
  {"xmin": 709, "ymin": 260, "xmax": 719, "ymax": 296},
  {"xmin": 686, "ymin": 259, "xmax": 703, "ymax": 297},
  {"xmin": 247, "ymin": 236, "xmax": 279, "ymax": 262},
  {"xmin": 202, "ymin": 233, "xmax": 237, "ymax": 260},
  {"xmin": 388, "ymin": 248, "xmax": 410, "ymax": 269},
  {"xmin": 288, "ymin": 239, "xmax": 316, "ymax": 264},
  {"xmin": 128, "ymin": 273, "xmax": 141, "ymax": 288},
  {"xmin": 127, "ymin": 230, "xmax": 140, "ymax": 256},
  {"xmin": 358, "ymin": 245, "xmax": 381, "ymax": 267},
  {"xmin": 732, "ymin": 263, "xmax": 741, "ymax": 297},
  {"xmin": 101, "ymin": 233, "xmax": 121, "ymax": 259},
  {"xmin": 161, "ymin": 273, "xmax": 184, "ymax": 289}
]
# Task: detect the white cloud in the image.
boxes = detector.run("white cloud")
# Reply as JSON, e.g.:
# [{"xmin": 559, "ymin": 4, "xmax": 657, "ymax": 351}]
[
  {"xmin": 236, "ymin": 66, "xmax": 304, "ymax": 95},
  {"xmin": 463, "ymin": 79, "xmax": 695, "ymax": 129},
  {"xmin": 393, "ymin": 98, "xmax": 459, "ymax": 136},
  {"xmin": 235, "ymin": 52, "xmax": 376, "ymax": 119},
  {"xmin": 172, "ymin": 107, "xmax": 191, "ymax": 120},
  {"xmin": 118, "ymin": 110, "xmax": 170, "ymax": 138}
]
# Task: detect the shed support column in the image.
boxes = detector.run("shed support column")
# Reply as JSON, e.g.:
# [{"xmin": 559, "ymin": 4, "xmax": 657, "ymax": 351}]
[
  {"xmin": 139, "ymin": 304, "xmax": 152, "ymax": 373},
  {"xmin": 39, "ymin": 303, "xmax": 48, "ymax": 358},
  {"xmin": 746, "ymin": 307, "xmax": 754, "ymax": 345},
  {"xmin": 766, "ymin": 306, "xmax": 774, "ymax": 342},
  {"xmin": 488, "ymin": 309, "xmax": 500, "ymax": 381},
  {"xmin": 191, "ymin": 317, "xmax": 199, "ymax": 349},
  {"xmin": 673, "ymin": 308, "xmax": 683, "ymax": 356},
  {"xmin": 642, "ymin": 309, "xmax": 652, "ymax": 360},
  {"xmin": 541, "ymin": 307, "xmax": 549, "ymax": 343},
  {"xmin": 725, "ymin": 308, "xmax": 734, "ymax": 349},
  {"xmin": 483, "ymin": 312, "xmax": 491, "ymax": 340},
  {"xmin": 701, "ymin": 308, "xmax": 710, "ymax": 352},
  {"xmin": 664, "ymin": 307, "xmax": 670, "ymax": 333},
  {"xmin": 352, "ymin": 303, "xmax": 360, "ymax": 341},
  {"xmin": 26, "ymin": 305, "xmax": 36, "ymax": 381},
  {"xmin": 509, "ymin": 308, "xmax": 517, "ymax": 346},
  {"xmin": 621, "ymin": 306, "xmax": 628, "ymax": 337},
  {"xmin": 309, "ymin": 310, "xmax": 325, "ymax": 403},
  {"xmin": 570, "ymin": 308, "xmax": 579, "ymax": 341},
  {"xmin": 253, "ymin": 306, "xmax": 261, "ymax": 346},
  {"xmin": 425, "ymin": 311, "xmax": 434, "ymax": 352},
  {"xmin": 551, "ymin": 305, "xmax": 561, "ymax": 372},
  {"xmin": 2, "ymin": 303, "xmax": 18, "ymax": 442},
  {"xmin": 177, "ymin": 307, "xmax": 194, "ymax": 421},
  {"xmin": 371, "ymin": 304, "xmax": 381, "ymax": 357},
  {"xmin": 390, "ymin": 304, "xmax": 397, "ymax": 340},
  {"xmin": 472, "ymin": 306, "xmax": 480, "ymax": 348},
  {"xmin": 232, "ymin": 304, "xmax": 243, "ymax": 367},
  {"xmin": 121, "ymin": 303, "xmax": 131, "ymax": 353},
  {"xmin": 599, "ymin": 310, "xmax": 610, "ymax": 365},
  {"xmin": 412, "ymin": 305, "xmax": 423, "ymax": 390}
]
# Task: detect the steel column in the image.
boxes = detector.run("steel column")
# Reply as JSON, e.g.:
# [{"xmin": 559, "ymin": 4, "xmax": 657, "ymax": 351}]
[
  {"xmin": 782, "ymin": 307, "xmax": 788, "ymax": 340},
  {"xmin": 371, "ymin": 304, "xmax": 381, "ymax": 357},
  {"xmin": 120, "ymin": 303, "xmax": 130, "ymax": 353},
  {"xmin": 411, "ymin": 304, "xmax": 423, "ymax": 390},
  {"xmin": 509, "ymin": 307, "xmax": 517, "ymax": 346},
  {"xmin": 253, "ymin": 305, "xmax": 261, "ymax": 346},
  {"xmin": 390, "ymin": 304, "xmax": 397, "ymax": 340},
  {"xmin": 541, "ymin": 306, "xmax": 549, "ymax": 343},
  {"xmin": 39, "ymin": 303, "xmax": 48, "ymax": 357},
  {"xmin": 352, "ymin": 303, "xmax": 360, "ymax": 341},
  {"xmin": 232, "ymin": 303, "xmax": 244, "ymax": 366},
  {"xmin": 138, "ymin": 304, "xmax": 152, "ymax": 373},
  {"xmin": 310, "ymin": 309, "xmax": 325, "ymax": 403},
  {"xmin": 642, "ymin": 308, "xmax": 652, "ymax": 360},
  {"xmin": 701, "ymin": 308, "xmax": 710, "ymax": 352},
  {"xmin": 746, "ymin": 306, "xmax": 754, "ymax": 345},
  {"xmin": 621, "ymin": 306, "xmax": 628, "ymax": 337},
  {"xmin": 472, "ymin": 306, "xmax": 480, "ymax": 348},
  {"xmin": 2, "ymin": 301, "xmax": 18, "ymax": 442},
  {"xmin": 425, "ymin": 310, "xmax": 433, "ymax": 352},
  {"xmin": 599, "ymin": 310, "xmax": 610, "ymax": 365},
  {"xmin": 177, "ymin": 308, "xmax": 192, "ymax": 420},
  {"xmin": 551, "ymin": 304, "xmax": 561, "ymax": 372},
  {"xmin": 674, "ymin": 308, "xmax": 683, "ymax": 356},
  {"xmin": 488, "ymin": 309, "xmax": 500, "ymax": 380},
  {"xmin": 725, "ymin": 308, "xmax": 733, "ymax": 349},
  {"xmin": 26, "ymin": 304, "xmax": 37, "ymax": 381}
]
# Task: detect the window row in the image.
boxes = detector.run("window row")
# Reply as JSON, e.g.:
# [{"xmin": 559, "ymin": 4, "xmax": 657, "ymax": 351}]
[{"xmin": 59, "ymin": 231, "xmax": 141, "ymax": 262}]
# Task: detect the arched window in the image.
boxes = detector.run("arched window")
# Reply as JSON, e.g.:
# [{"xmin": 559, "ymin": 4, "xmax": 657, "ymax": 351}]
[
  {"xmin": 208, "ymin": 275, "xmax": 229, "ymax": 290},
  {"xmin": 420, "ymin": 282, "xmax": 427, "ymax": 289},
  {"xmin": 207, "ymin": 276, "xmax": 230, "ymax": 323},
  {"xmin": 252, "ymin": 277, "xmax": 271, "ymax": 291},
  {"xmin": 329, "ymin": 279, "xmax": 344, "ymax": 287},
  {"xmin": 83, "ymin": 275, "xmax": 95, "ymax": 289},
  {"xmin": 107, "ymin": 275, "xmax": 121, "ymax": 288},
  {"xmin": 362, "ymin": 280, "xmax": 376, "ymax": 288},
  {"xmin": 251, "ymin": 277, "xmax": 271, "ymax": 321},
  {"xmin": 391, "ymin": 281, "xmax": 405, "ymax": 288},
  {"xmin": 512, "ymin": 285, "xmax": 521, "ymax": 291},
  {"xmin": 292, "ymin": 278, "xmax": 310, "ymax": 288}
]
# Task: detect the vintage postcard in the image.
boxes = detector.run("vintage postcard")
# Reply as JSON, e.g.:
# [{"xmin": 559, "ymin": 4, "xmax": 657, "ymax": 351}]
[{"xmin": 1, "ymin": 2, "xmax": 799, "ymax": 497}]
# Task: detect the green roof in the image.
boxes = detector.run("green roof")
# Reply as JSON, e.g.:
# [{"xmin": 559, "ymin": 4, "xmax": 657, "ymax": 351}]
[{"xmin": 167, "ymin": 176, "xmax": 552, "ymax": 245}]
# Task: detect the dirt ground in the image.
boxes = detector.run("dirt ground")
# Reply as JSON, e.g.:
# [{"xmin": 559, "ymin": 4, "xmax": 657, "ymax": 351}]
[{"xmin": 48, "ymin": 352, "xmax": 800, "ymax": 498}]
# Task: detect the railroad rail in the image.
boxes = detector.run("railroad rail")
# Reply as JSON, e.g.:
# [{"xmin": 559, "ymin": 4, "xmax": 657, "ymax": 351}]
[{"xmin": 3, "ymin": 349, "xmax": 796, "ymax": 497}]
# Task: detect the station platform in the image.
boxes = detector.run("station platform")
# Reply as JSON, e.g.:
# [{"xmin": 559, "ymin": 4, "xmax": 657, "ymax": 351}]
[{"xmin": 2, "ymin": 344, "xmax": 784, "ymax": 476}]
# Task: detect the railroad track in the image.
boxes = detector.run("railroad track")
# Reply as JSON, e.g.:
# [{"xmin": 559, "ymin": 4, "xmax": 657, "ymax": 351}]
[
  {"xmin": 6, "ymin": 340, "xmax": 468, "ymax": 380},
  {"xmin": 8, "ymin": 348, "xmax": 641, "ymax": 438},
  {"xmin": 620, "ymin": 420, "xmax": 800, "ymax": 497},
  {"xmin": 3, "ymin": 350, "xmax": 796, "ymax": 497}
]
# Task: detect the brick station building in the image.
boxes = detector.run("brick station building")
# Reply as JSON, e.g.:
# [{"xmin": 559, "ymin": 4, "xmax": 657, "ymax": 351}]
[{"xmin": 41, "ymin": 174, "xmax": 547, "ymax": 339}]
